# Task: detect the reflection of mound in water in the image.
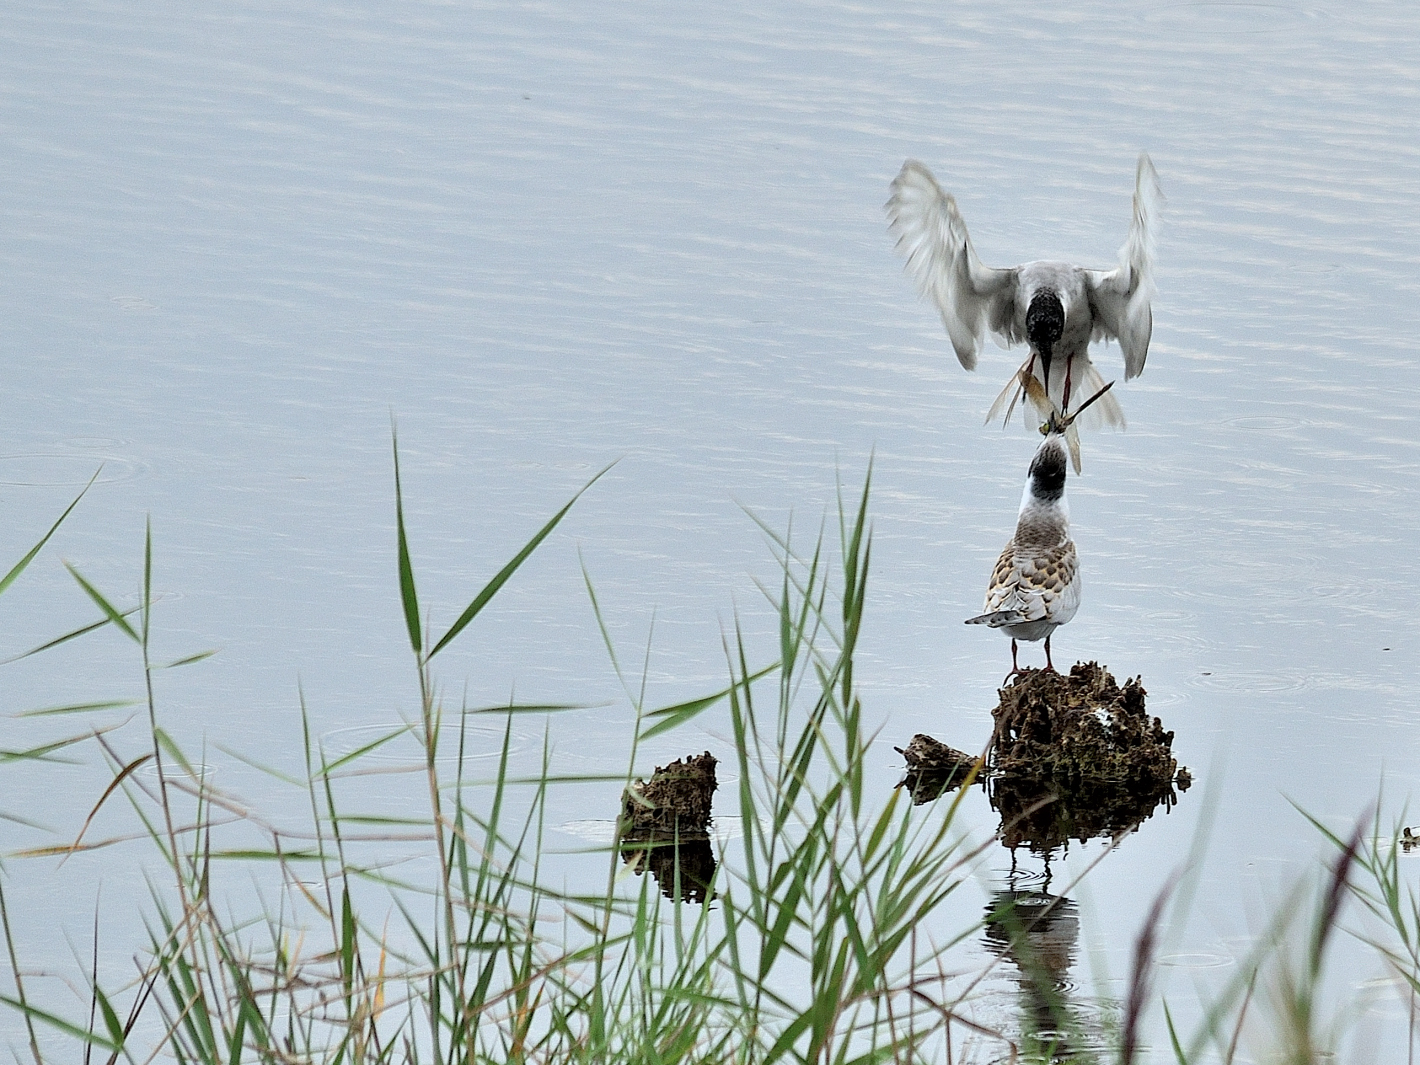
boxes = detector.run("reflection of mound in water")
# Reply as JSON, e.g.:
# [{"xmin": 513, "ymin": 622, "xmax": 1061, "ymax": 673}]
[
  {"xmin": 619, "ymin": 835, "xmax": 717, "ymax": 905},
  {"xmin": 618, "ymin": 752, "xmax": 718, "ymax": 904},
  {"xmin": 990, "ymin": 770, "xmax": 1181, "ymax": 856},
  {"xmin": 896, "ymin": 663, "xmax": 1189, "ymax": 854}
]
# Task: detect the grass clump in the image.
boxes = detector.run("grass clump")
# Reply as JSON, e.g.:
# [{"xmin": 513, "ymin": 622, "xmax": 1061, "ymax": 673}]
[{"xmin": 0, "ymin": 447, "xmax": 992, "ymax": 1064}]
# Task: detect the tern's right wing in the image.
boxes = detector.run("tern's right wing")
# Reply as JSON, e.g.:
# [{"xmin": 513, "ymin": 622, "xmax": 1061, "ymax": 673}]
[
  {"xmin": 1087, "ymin": 154, "xmax": 1161, "ymax": 380},
  {"xmin": 887, "ymin": 160, "xmax": 1017, "ymax": 371}
]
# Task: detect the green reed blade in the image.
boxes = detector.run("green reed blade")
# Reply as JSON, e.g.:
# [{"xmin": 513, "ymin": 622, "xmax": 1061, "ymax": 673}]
[
  {"xmin": 15, "ymin": 699, "xmax": 137, "ymax": 718},
  {"xmin": 428, "ymin": 462, "xmax": 614, "ymax": 660},
  {"xmin": 161, "ymin": 650, "xmax": 217, "ymax": 669},
  {"xmin": 0, "ymin": 995, "xmax": 121, "ymax": 1052},
  {"xmin": 391, "ymin": 426, "xmax": 423, "ymax": 656},
  {"xmin": 638, "ymin": 663, "xmax": 778, "ymax": 741},
  {"xmin": 0, "ymin": 470, "xmax": 97, "ymax": 601},
  {"xmin": 62, "ymin": 563, "xmax": 139, "ymax": 643},
  {"xmin": 0, "ymin": 609, "xmax": 142, "ymax": 665}
]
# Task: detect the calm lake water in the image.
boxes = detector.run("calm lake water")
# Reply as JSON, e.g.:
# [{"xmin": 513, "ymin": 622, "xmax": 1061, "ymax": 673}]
[{"xmin": 3, "ymin": 0, "xmax": 1419, "ymax": 1059}]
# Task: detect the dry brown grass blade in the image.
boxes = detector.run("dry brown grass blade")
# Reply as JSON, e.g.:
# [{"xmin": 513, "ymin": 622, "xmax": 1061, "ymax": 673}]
[
  {"xmin": 60, "ymin": 754, "xmax": 153, "ymax": 866},
  {"xmin": 1064, "ymin": 379, "xmax": 1115, "ymax": 425},
  {"xmin": 1121, "ymin": 873, "xmax": 1179, "ymax": 1064},
  {"xmin": 909, "ymin": 987, "xmax": 1020, "ymax": 1061}
]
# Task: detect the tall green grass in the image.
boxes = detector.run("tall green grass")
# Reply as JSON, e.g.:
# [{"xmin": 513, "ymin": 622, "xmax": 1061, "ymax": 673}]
[
  {"xmin": 0, "ymin": 451, "xmax": 1415, "ymax": 1064},
  {"xmin": 0, "ymin": 449, "xmax": 996, "ymax": 1064}
]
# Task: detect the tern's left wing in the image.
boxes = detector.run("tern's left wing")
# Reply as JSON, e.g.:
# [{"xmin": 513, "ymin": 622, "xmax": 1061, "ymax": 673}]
[
  {"xmin": 1087, "ymin": 154, "xmax": 1161, "ymax": 380},
  {"xmin": 887, "ymin": 160, "xmax": 1017, "ymax": 371},
  {"xmin": 978, "ymin": 539, "xmax": 1078, "ymax": 623}
]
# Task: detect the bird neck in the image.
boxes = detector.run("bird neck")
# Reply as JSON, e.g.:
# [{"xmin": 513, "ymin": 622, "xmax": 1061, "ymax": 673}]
[{"xmin": 1015, "ymin": 487, "xmax": 1069, "ymax": 546}]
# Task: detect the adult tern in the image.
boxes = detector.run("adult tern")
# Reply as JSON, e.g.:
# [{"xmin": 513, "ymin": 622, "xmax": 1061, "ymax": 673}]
[{"xmin": 886, "ymin": 154, "xmax": 1160, "ymax": 469}]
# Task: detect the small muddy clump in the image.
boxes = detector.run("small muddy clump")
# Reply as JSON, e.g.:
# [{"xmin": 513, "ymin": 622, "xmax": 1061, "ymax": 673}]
[
  {"xmin": 895, "ymin": 734, "xmax": 980, "ymax": 805},
  {"xmin": 620, "ymin": 751, "xmax": 717, "ymax": 836},
  {"xmin": 620, "ymin": 751, "xmax": 719, "ymax": 904}
]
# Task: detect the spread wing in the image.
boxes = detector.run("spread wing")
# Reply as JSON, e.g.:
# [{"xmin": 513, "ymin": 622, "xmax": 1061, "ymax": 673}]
[
  {"xmin": 886, "ymin": 160, "xmax": 1017, "ymax": 370},
  {"xmin": 980, "ymin": 539, "xmax": 1079, "ymax": 623},
  {"xmin": 1087, "ymin": 153, "xmax": 1161, "ymax": 380}
]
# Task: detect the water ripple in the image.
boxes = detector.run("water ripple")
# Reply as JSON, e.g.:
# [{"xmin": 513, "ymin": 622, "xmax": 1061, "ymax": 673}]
[{"xmin": 0, "ymin": 453, "xmax": 143, "ymax": 487}]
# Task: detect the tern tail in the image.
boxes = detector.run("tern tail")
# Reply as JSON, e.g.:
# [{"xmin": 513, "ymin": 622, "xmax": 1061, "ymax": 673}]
[{"xmin": 965, "ymin": 609, "xmax": 1025, "ymax": 628}]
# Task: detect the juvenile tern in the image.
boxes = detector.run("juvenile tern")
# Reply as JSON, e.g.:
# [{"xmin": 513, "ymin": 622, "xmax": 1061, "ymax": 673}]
[
  {"xmin": 886, "ymin": 154, "xmax": 1160, "ymax": 468},
  {"xmin": 964, "ymin": 382, "xmax": 1112, "ymax": 673}
]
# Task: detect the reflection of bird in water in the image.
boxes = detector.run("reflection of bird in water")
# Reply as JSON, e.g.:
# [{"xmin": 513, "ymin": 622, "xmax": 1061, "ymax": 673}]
[
  {"xmin": 967, "ymin": 390, "xmax": 1104, "ymax": 673},
  {"xmin": 886, "ymin": 154, "xmax": 1159, "ymax": 471},
  {"xmin": 983, "ymin": 889, "xmax": 1088, "ymax": 1058},
  {"xmin": 984, "ymin": 890, "xmax": 1080, "ymax": 990}
]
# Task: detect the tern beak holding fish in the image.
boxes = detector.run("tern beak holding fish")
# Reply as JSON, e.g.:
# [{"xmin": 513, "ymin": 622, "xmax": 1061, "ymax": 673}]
[
  {"xmin": 886, "ymin": 155, "xmax": 1160, "ymax": 471},
  {"xmin": 965, "ymin": 380, "xmax": 1114, "ymax": 676}
]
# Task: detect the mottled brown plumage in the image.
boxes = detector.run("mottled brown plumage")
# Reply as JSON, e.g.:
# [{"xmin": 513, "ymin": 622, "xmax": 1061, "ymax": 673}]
[
  {"xmin": 966, "ymin": 431, "xmax": 1081, "ymax": 672},
  {"xmin": 983, "ymin": 536, "xmax": 1078, "ymax": 625}
]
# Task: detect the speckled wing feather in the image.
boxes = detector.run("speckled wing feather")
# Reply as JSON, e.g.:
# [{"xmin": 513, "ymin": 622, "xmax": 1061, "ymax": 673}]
[{"xmin": 979, "ymin": 538, "xmax": 1079, "ymax": 625}]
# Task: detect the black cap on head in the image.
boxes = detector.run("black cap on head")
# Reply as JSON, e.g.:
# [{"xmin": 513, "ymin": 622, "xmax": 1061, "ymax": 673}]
[
  {"xmin": 1026, "ymin": 290, "xmax": 1065, "ymax": 395},
  {"xmin": 1025, "ymin": 291, "xmax": 1065, "ymax": 352},
  {"xmin": 1029, "ymin": 437, "xmax": 1067, "ymax": 500}
]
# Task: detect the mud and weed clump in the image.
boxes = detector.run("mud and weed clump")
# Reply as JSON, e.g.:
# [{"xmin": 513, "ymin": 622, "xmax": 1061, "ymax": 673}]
[
  {"xmin": 895, "ymin": 733, "xmax": 979, "ymax": 805},
  {"xmin": 989, "ymin": 662, "xmax": 1186, "ymax": 852},
  {"xmin": 892, "ymin": 663, "xmax": 1187, "ymax": 848},
  {"xmin": 990, "ymin": 662, "xmax": 1175, "ymax": 790},
  {"xmin": 620, "ymin": 750, "xmax": 718, "ymax": 835},
  {"xmin": 619, "ymin": 751, "xmax": 720, "ymax": 902}
]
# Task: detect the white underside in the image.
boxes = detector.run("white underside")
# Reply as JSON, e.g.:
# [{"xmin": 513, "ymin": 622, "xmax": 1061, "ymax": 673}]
[{"xmin": 995, "ymin": 618, "xmax": 1058, "ymax": 642}]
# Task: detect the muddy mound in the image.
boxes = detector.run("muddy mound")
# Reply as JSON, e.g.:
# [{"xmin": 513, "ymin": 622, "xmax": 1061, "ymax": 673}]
[
  {"xmin": 991, "ymin": 663, "xmax": 1175, "ymax": 790},
  {"xmin": 895, "ymin": 734, "xmax": 980, "ymax": 804},
  {"xmin": 895, "ymin": 663, "xmax": 1188, "ymax": 854},
  {"xmin": 619, "ymin": 752, "xmax": 719, "ymax": 903},
  {"xmin": 620, "ymin": 751, "xmax": 717, "ymax": 836},
  {"xmin": 989, "ymin": 663, "xmax": 1184, "ymax": 853}
]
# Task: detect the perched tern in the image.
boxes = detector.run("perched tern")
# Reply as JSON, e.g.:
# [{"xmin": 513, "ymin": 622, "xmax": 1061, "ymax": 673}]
[
  {"xmin": 886, "ymin": 154, "xmax": 1160, "ymax": 470},
  {"xmin": 964, "ymin": 382, "xmax": 1112, "ymax": 673}
]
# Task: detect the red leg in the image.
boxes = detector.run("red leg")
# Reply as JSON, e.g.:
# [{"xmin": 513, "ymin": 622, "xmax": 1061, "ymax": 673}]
[{"xmin": 1006, "ymin": 638, "xmax": 1030, "ymax": 685}]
